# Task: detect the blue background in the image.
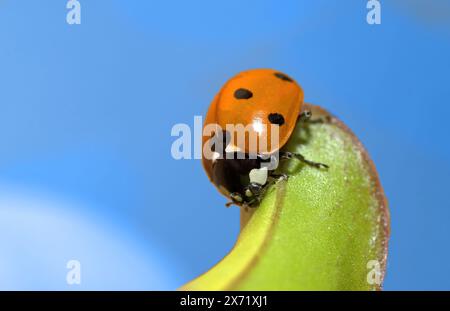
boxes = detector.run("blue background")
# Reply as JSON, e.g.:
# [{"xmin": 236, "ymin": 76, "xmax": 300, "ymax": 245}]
[{"xmin": 0, "ymin": 0, "xmax": 449, "ymax": 290}]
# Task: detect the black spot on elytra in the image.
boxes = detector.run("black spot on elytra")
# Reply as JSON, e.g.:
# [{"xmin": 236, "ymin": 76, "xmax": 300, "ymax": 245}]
[
  {"xmin": 274, "ymin": 72, "xmax": 293, "ymax": 82},
  {"xmin": 268, "ymin": 113, "xmax": 285, "ymax": 126},
  {"xmin": 234, "ymin": 88, "xmax": 253, "ymax": 99}
]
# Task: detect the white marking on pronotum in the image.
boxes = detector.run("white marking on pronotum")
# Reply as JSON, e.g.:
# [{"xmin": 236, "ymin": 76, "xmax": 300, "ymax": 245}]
[{"xmin": 249, "ymin": 167, "xmax": 268, "ymax": 185}]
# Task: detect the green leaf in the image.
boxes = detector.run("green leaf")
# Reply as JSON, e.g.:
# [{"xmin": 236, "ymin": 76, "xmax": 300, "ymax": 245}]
[{"xmin": 181, "ymin": 104, "xmax": 390, "ymax": 291}]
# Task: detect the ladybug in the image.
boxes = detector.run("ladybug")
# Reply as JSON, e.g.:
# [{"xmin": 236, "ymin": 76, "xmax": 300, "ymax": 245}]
[{"xmin": 202, "ymin": 69, "xmax": 328, "ymax": 207}]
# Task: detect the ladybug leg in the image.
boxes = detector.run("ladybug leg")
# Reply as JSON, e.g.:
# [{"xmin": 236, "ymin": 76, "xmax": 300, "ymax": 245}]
[
  {"xmin": 299, "ymin": 110, "xmax": 312, "ymax": 122},
  {"xmin": 298, "ymin": 110, "xmax": 331, "ymax": 124},
  {"xmin": 226, "ymin": 190, "xmax": 260, "ymax": 208},
  {"xmin": 226, "ymin": 192, "xmax": 244, "ymax": 207},
  {"xmin": 268, "ymin": 173, "xmax": 289, "ymax": 181},
  {"xmin": 245, "ymin": 196, "xmax": 261, "ymax": 208},
  {"xmin": 254, "ymin": 174, "xmax": 287, "ymax": 195},
  {"xmin": 280, "ymin": 151, "xmax": 329, "ymax": 169},
  {"xmin": 225, "ymin": 201, "xmax": 235, "ymax": 207}
]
